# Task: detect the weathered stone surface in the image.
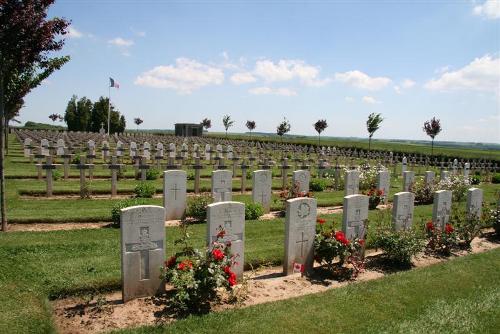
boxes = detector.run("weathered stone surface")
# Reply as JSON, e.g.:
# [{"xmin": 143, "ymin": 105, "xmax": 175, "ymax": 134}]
[
  {"xmin": 120, "ymin": 205, "xmax": 166, "ymax": 302},
  {"xmin": 432, "ymin": 190, "xmax": 452, "ymax": 230},
  {"xmin": 163, "ymin": 170, "xmax": 187, "ymax": 220},
  {"xmin": 211, "ymin": 170, "xmax": 232, "ymax": 202},
  {"xmin": 283, "ymin": 197, "xmax": 317, "ymax": 275},
  {"xmin": 342, "ymin": 195, "xmax": 369, "ymax": 240},
  {"xmin": 252, "ymin": 170, "xmax": 272, "ymax": 213},
  {"xmin": 466, "ymin": 187, "xmax": 483, "ymax": 219},
  {"xmin": 344, "ymin": 170, "xmax": 360, "ymax": 196},
  {"xmin": 392, "ymin": 192, "xmax": 415, "ymax": 231},
  {"xmin": 292, "ymin": 170, "xmax": 310, "ymax": 194},
  {"xmin": 207, "ymin": 201, "xmax": 245, "ymax": 278}
]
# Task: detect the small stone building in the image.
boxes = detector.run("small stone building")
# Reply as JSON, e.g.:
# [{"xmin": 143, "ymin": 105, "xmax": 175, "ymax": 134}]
[{"xmin": 174, "ymin": 123, "xmax": 203, "ymax": 137}]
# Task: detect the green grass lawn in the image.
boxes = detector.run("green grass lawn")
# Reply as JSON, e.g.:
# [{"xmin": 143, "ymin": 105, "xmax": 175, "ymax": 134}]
[{"xmin": 118, "ymin": 248, "xmax": 500, "ymax": 334}]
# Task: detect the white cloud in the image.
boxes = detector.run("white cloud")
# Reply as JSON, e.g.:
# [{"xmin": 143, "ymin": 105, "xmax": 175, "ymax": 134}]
[
  {"xmin": 402, "ymin": 79, "xmax": 416, "ymax": 88},
  {"xmin": 230, "ymin": 72, "xmax": 257, "ymax": 85},
  {"xmin": 253, "ymin": 59, "xmax": 330, "ymax": 87},
  {"xmin": 134, "ymin": 58, "xmax": 224, "ymax": 94},
  {"xmin": 248, "ymin": 86, "xmax": 297, "ymax": 96},
  {"xmin": 394, "ymin": 79, "xmax": 416, "ymax": 94},
  {"xmin": 424, "ymin": 55, "xmax": 500, "ymax": 93},
  {"xmin": 345, "ymin": 96, "xmax": 355, "ymax": 103},
  {"xmin": 108, "ymin": 37, "xmax": 134, "ymax": 47},
  {"xmin": 67, "ymin": 27, "xmax": 83, "ymax": 38},
  {"xmin": 334, "ymin": 70, "xmax": 392, "ymax": 90},
  {"xmin": 435, "ymin": 65, "xmax": 450, "ymax": 74},
  {"xmin": 473, "ymin": 0, "xmax": 500, "ymax": 19},
  {"xmin": 362, "ymin": 96, "xmax": 381, "ymax": 104}
]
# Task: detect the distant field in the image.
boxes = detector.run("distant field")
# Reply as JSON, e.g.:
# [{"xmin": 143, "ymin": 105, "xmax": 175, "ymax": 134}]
[{"xmin": 202, "ymin": 132, "xmax": 500, "ymax": 160}]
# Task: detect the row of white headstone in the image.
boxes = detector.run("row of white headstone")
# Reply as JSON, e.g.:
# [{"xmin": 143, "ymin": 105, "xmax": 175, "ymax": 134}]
[{"xmin": 121, "ymin": 185, "xmax": 483, "ymax": 302}]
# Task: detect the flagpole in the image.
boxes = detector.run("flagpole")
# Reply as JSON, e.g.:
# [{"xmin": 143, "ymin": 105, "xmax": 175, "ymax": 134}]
[{"xmin": 107, "ymin": 82, "xmax": 111, "ymax": 137}]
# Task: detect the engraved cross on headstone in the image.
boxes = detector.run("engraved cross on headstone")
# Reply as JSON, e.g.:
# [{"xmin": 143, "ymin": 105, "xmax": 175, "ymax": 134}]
[
  {"xmin": 296, "ymin": 231, "xmax": 309, "ymax": 258},
  {"xmin": 125, "ymin": 226, "xmax": 163, "ymax": 280}
]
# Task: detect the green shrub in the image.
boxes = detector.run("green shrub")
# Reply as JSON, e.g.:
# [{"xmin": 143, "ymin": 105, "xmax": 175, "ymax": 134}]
[
  {"xmin": 111, "ymin": 198, "xmax": 148, "ymax": 226},
  {"xmin": 372, "ymin": 228, "xmax": 424, "ymax": 266},
  {"xmin": 146, "ymin": 168, "xmax": 161, "ymax": 180},
  {"xmin": 245, "ymin": 203, "xmax": 264, "ymax": 220},
  {"xmin": 470, "ymin": 175, "xmax": 480, "ymax": 185},
  {"xmin": 186, "ymin": 195, "xmax": 212, "ymax": 220},
  {"xmin": 134, "ymin": 182, "xmax": 156, "ymax": 198},
  {"xmin": 53, "ymin": 169, "xmax": 63, "ymax": 181},
  {"xmin": 492, "ymin": 174, "xmax": 500, "ymax": 184},
  {"xmin": 310, "ymin": 178, "xmax": 328, "ymax": 192},
  {"xmin": 449, "ymin": 205, "xmax": 484, "ymax": 249},
  {"xmin": 187, "ymin": 171, "xmax": 195, "ymax": 181},
  {"xmin": 71, "ymin": 155, "xmax": 81, "ymax": 164},
  {"xmin": 411, "ymin": 179, "xmax": 434, "ymax": 205},
  {"xmin": 246, "ymin": 170, "xmax": 252, "ymax": 180}
]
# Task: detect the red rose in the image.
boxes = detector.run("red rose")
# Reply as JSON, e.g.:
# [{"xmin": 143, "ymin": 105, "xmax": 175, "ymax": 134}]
[
  {"xmin": 212, "ymin": 249, "xmax": 225, "ymax": 261},
  {"xmin": 223, "ymin": 266, "xmax": 232, "ymax": 274},
  {"xmin": 226, "ymin": 241, "xmax": 232, "ymax": 247},
  {"xmin": 426, "ymin": 221, "xmax": 434, "ymax": 231},
  {"xmin": 177, "ymin": 260, "xmax": 192, "ymax": 271},
  {"xmin": 217, "ymin": 230, "xmax": 225, "ymax": 238},
  {"xmin": 335, "ymin": 231, "xmax": 345, "ymax": 242},
  {"xmin": 341, "ymin": 237, "xmax": 350, "ymax": 246},
  {"xmin": 317, "ymin": 218, "xmax": 326, "ymax": 225},
  {"xmin": 445, "ymin": 224, "xmax": 454, "ymax": 234},
  {"xmin": 228, "ymin": 272, "xmax": 237, "ymax": 286},
  {"xmin": 377, "ymin": 189, "xmax": 383, "ymax": 196},
  {"xmin": 359, "ymin": 239, "xmax": 365, "ymax": 246},
  {"xmin": 165, "ymin": 256, "xmax": 176, "ymax": 268}
]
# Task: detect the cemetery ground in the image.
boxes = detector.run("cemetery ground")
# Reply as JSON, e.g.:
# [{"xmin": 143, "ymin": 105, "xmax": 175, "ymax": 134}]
[{"xmin": 0, "ymin": 133, "xmax": 499, "ymax": 333}]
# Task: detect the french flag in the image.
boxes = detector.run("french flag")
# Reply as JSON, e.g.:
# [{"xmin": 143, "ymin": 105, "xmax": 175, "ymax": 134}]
[{"xmin": 109, "ymin": 77, "xmax": 120, "ymax": 89}]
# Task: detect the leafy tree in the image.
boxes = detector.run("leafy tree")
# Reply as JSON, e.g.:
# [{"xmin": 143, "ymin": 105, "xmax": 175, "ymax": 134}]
[
  {"xmin": 134, "ymin": 117, "xmax": 143, "ymax": 132},
  {"xmin": 48, "ymin": 113, "xmax": 62, "ymax": 123},
  {"xmin": 423, "ymin": 117, "xmax": 442, "ymax": 156},
  {"xmin": 201, "ymin": 118, "xmax": 211, "ymax": 131},
  {"xmin": 0, "ymin": 0, "xmax": 70, "ymax": 231},
  {"xmin": 64, "ymin": 96, "xmax": 125, "ymax": 133},
  {"xmin": 222, "ymin": 114, "xmax": 234, "ymax": 138},
  {"xmin": 313, "ymin": 119, "xmax": 328, "ymax": 146},
  {"xmin": 276, "ymin": 118, "xmax": 291, "ymax": 143},
  {"xmin": 246, "ymin": 120, "xmax": 256, "ymax": 139},
  {"xmin": 366, "ymin": 113, "xmax": 383, "ymax": 151}
]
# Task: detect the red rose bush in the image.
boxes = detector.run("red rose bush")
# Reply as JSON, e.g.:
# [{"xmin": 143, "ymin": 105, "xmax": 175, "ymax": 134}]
[{"xmin": 162, "ymin": 225, "xmax": 238, "ymax": 314}]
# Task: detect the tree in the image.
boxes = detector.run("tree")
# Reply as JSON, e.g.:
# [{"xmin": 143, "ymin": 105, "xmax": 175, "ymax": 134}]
[
  {"xmin": 276, "ymin": 118, "xmax": 291, "ymax": 143},
  {"xmin": 246, "ymin": 120, "xmax": 256, "ymax": 139},
  {"xmin": 423, "ymin": 117, "xmax": 442, "ymax": 157},
  {"xmin": 313, "ymin": 119, "xmax": 328, "ymax": 146},
  {"xmin": 222, "ymin": 114, "xmax": 234, "ymax": 138},
  {"xmin": 0, "ymin": 0, "xmax": 70, "ymax": 231},
  {"xmin": 64, "ymin": 95, "xmax": 92, "ymax": 131},
  {"xmin": 134, "ymin": 117, "xmax": 143, "ymax": 132},
  {"xmin": 48, "ymin": 113, "xmax": 62, "ymax": 123},
  {"xmin": 366, "ymin": 113, "xmax": 383, "ymax": 151},
  {"xmin": 63, "ymin": 96, "xmax": 124, "ymax": 133},
  {"xmin": 201, "ymin": 118, "xmax": 211, "ymax": 131}
]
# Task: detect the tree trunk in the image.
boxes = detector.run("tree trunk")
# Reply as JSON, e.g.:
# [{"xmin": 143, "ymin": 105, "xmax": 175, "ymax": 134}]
[
  {"xmin": 368, "ymin": 136, "xmax": 372, "ymax": 151},
  {"xmin": 0, "ymin": 73, "xmax": 7, "ymax": 231},
  {"xmin": 431, "ymin": 139, "xmax": 434, "ymax": 157},
  {"xmin": 318, "ymin": 134, "xmax": 320, "ymax": 147}
]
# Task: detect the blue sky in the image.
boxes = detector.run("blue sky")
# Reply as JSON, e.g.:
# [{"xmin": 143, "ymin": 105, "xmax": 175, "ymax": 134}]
[{"xmin": 21, "ymin": 0, "xmax": 500, "ymax": 143}]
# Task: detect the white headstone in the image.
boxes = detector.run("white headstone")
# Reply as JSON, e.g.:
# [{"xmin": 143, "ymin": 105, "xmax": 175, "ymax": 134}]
[
  {"xmin": 163, "ymin": 170, "xmax": 187, "ymax": 220},
  {"xmin": 466, "ymin": 188, "xmax": 483, "ymax": 219},
  {"xmin": 156, "ymin": 143, "xmax": 164, "ymax": 157},
  {"xmin": 283, "ymin": 197, "xmax": 317, "ymax": 275},
  {"xmin": 56, "ymin": 139, "xmax": 65, "ymax": 156},
  {"xmin": 344, "ymin": 170, "xmax": 360, "ymax": 196},
  {"xmin": 342, "ymin": 195, "xmax": 369, "ymax": 240},
  {"xmin": 143, "ymin": 142, "xmax": 151, "ymax": 160},
  {"xmin": 401, "ymin": 156, "xmax": 407, "ymax": 174},
  {"xmin": 424, "ymin": 171, "xmax": 435, "ymax": 186},
  {"xmin": 464, "ymin": 163, "xmax": 470, "ymax": 178},
  {"xmin": 120, "ymin": 205, "xmax": 166, "ymax": 302},
  {"xmin": 376, "ymin": 170, "xmax": 390, "ymax": 204},
  {"xmin": 169, "ymin": 143, "xmax": 176, "ymax": 158},
  {"xmin": 432, "ymin": 190, "xmax": 452, "ymax": 230},
  {"xmin": 440, "ymin": 170, "xmax": 449, "ymax": 181},
  {"xmin": 252, "ymin": 170, "xmax": 272, "ymax": 213},
  {"xmin": 40, "ymin": 139, "xmax": 49, "ymax": 156},
  {"xmin": 207, "ymin": 201, "xmax": 245, "ymax": 278},
  {"xmin": 292, "ymin": 170, "xmax": 310, "ymax": 194},
  {"xmin": 130, "ymin": 142, "xmax": 137, "ymax": 157},
  {"xmin": 402, "ymin": 171, "xmax": 415, "ymax": 192},
  {"xmin": 211, "ymin": 170, "xmax": 232, "ymax": 202},
  {"xmin": 205, "ymin": 144, "xmax": 211, "ymax": 161},
  {"xmin": 392, "ymin": 192, "xmax": 415, "ymax": 231}
]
